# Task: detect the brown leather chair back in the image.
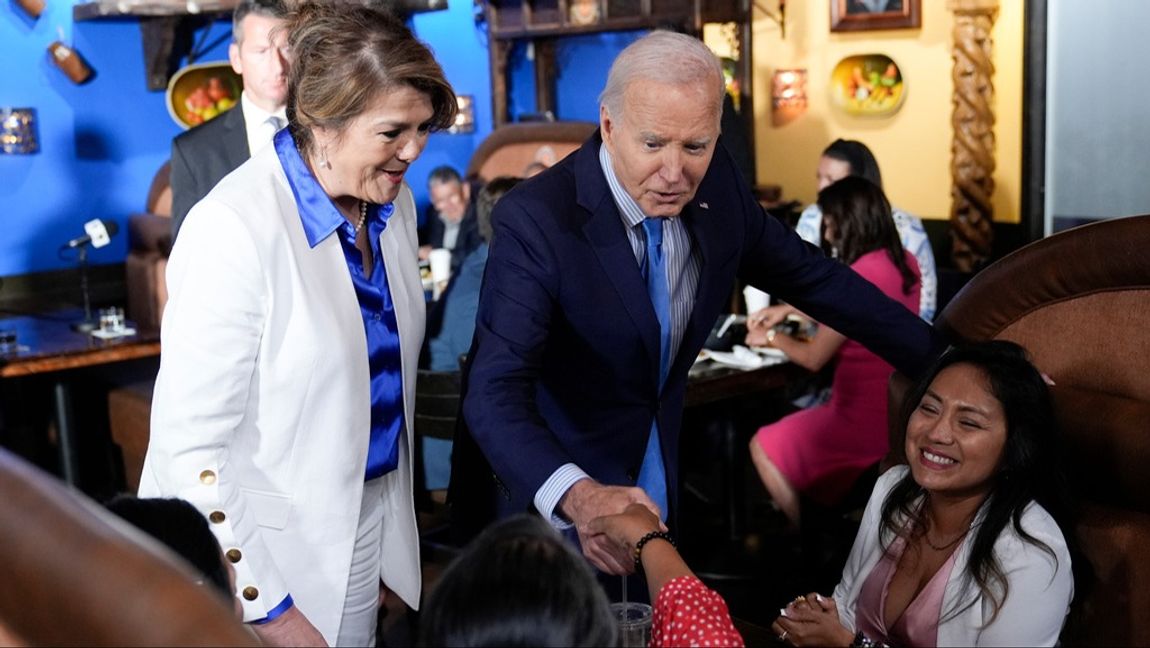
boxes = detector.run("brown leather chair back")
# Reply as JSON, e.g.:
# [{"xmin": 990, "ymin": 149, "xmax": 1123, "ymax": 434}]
[
  {"xmin": 146, "ymin": 160, "xmax": 173, "ymax": 217},
  {"xmin": 889, "ymin": 215, "xmax": 1150, "ymax": 645},
  {"xmin": 465, "ymin": 122, "xmax": 597, "ymax": 182},
  {"xmin": 0, "ymin": 449, "xmax": 258, "ymax": 647}
]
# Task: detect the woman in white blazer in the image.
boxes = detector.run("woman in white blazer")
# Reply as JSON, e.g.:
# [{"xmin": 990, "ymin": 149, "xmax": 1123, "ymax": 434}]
[
  {"xmin": 139, "ymin": 4, "xmax": 457, "ymax": 646},
  {"xmin": 773, "ymin": 341, "xmax": 1075, "ymax": 647}
]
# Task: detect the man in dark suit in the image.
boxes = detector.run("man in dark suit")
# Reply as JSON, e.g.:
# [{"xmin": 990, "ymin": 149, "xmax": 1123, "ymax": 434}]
[
  {"xmin": 453, "ymin": 31, "xmax": 944, "ymax": 575},
  {"xmin": 418, "ymin": 166, "xmax": 482, "ymax": 271},
  {"xmin": 170, "ymin": 0, "xmax": 289, "ymax": 240}
]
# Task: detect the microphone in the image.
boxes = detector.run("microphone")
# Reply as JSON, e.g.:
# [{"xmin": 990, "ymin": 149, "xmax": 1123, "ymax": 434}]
[{"xmin": 65, "ymin": 218, "xmax": 119, "ymax": 249}]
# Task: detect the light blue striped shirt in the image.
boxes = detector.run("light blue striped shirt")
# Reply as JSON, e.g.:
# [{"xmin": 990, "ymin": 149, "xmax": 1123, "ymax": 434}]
[{"xmin": 534, "ymin": 144, "xmax": 701, "ymax": 528}]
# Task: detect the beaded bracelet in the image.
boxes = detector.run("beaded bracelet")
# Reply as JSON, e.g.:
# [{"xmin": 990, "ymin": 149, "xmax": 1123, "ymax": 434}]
[{"xmin": 633, "ymin": 530, "xmax": 675, "ymax": 570}]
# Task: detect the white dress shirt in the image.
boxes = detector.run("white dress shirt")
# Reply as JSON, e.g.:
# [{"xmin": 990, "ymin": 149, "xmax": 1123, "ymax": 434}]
[{"xmin": 239, "ymin": 91, "xmax": 287, "ymax": 158}]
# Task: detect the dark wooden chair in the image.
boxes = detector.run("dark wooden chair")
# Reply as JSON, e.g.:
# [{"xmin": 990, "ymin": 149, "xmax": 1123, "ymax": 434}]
[
  {"xmin": 0, "ymin": 447, "xmax": 257, "ymax": 647},
  {"xmin": 413, "ymin": 369, "xmax": 464, "ymax": 562}
]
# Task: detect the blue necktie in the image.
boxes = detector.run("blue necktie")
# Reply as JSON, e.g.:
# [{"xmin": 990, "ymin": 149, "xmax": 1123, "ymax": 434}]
[{"xmin": 636, "ymin": 218, "xmax": 670, "ymax": 521}]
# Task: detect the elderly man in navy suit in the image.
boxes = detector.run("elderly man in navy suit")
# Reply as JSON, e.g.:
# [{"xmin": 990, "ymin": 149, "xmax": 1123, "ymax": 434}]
[{"xmin": 453, "ymin": 30, "xmax": 943, "ymax": 575}]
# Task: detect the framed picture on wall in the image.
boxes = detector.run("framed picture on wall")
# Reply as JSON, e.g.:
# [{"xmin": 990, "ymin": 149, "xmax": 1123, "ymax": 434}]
[{"xmin": 830, "ymin": 0, "xmax": 921, "ymax": 32}]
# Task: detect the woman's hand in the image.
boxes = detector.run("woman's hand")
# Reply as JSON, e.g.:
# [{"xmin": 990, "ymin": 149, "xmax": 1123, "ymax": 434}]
[
  {"xmin": 251, "ymin": 606, "xmax": 328, "ymax": 647},
  {"xmin": 587, "ymin": 503, "xmax": 664, "ymax": 551},
  {"xmin": 771, "ymin": 593, "xmax": 855, "ymax": 647},
  {"xmin": 746, "ymin": 305, "xmax": 793, "ymax": 334}
]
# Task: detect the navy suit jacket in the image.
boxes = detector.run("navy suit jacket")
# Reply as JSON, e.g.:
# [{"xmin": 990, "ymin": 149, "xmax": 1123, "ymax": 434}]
[
  {"xmin": 452, "ymin": 133, "xmax": 943, "ymax": 535},
  {"xmin": 170, "ymin": 105, "xmax": 249, "ymax": 241}
]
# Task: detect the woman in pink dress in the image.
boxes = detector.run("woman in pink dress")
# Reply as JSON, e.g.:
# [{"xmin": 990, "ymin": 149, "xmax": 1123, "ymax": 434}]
[{"xmin": 745, "ymin": 176, "xmax": 920, "ymax": 528}]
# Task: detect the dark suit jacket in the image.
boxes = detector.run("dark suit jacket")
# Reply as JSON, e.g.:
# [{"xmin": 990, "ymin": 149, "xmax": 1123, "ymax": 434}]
[
  {"xmin": 451, "ymin": 133, "xmax": 944, "ymax": 536},
  {"xmin": 170, "ymin": 105, "xmax": 249, "ymax": 240},
  {"xmin": 419, "ymin": 201, "xmax": 482, "ymax": 273}
]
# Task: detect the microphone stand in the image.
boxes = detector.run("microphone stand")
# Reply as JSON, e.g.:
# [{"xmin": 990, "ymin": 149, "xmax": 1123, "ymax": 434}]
[{"xmin": 70, "ymin": 244, "xmax": 97, "ymax": 333}]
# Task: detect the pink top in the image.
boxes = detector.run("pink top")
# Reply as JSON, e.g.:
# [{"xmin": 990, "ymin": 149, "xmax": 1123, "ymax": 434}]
[
  {"xmin": 855, "ymin": 537, "xmax": 959, "ymax": 647},
  {"xmin": 651, "ymin": 576, "xmax": 745, "ymax": 647}
]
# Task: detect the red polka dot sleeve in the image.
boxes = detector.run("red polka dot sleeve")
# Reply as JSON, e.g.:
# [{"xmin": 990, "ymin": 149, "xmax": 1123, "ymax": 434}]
[{"xmin": 650, "ymin": 575, "xmax": 745, "ymax": 647}]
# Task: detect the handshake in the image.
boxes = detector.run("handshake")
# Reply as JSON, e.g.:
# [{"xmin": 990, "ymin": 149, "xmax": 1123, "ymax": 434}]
[{"xmin": 562, "ymin": 480, "xmax": 669, "ymax": 575}]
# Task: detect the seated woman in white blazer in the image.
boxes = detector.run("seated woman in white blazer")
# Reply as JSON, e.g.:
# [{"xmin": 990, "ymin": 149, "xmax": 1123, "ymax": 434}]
[
  {"xmin": 138, "ymin": 4, "xmax": 458, "ymax": 646},
  {"xmin": 773, "ymin": 341, "xmax": 1076, "ymax": 647}
]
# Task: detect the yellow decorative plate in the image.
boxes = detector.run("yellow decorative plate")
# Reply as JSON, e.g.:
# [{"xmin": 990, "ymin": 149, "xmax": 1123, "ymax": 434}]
[
  {"xmin": 830, "ymin": 54, "xmax": 905, "ymax": 117},
  {"xmin": 166, "ymin": 62, "xmax": 244, "ymax": 130}
]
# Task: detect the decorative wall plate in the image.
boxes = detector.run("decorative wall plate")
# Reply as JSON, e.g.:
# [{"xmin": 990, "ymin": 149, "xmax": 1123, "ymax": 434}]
[
  {"xmin": 830, "ymin": 54, "xmax": 905, "ymax": 117},
  {"xmin": 166, "ymin": 62, "xmax": 243, "ymax": 130}
]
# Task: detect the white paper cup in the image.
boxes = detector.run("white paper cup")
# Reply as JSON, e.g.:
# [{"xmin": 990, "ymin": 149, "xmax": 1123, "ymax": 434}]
[
  {"xmin": 429, "ymin": 248, "xmax": 452, "ymax": 284},
  {"xmin": 743, "ymin": 286, "xmax": 771, "ymax": 314}
]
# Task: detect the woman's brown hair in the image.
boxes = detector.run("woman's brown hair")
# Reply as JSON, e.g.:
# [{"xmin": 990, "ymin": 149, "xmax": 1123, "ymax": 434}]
[
  {"xmin": 817, "ymin": 175, "xmax": 918, "ymax": 296},
  {"xmin": 282, "ymin": 2, "xmax": 457, "ymax": 160}
]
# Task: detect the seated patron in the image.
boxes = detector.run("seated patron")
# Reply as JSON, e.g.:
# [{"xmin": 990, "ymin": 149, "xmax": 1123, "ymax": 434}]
[
  {"xmin": 795, "ymin": 139, "xmax": 937, "ymax": 321},
  {"xmin": 421, "ymin": 177, "xmax": 521, "ymax": 492},
  {"xmin": 105, "ymin": 495, "xmax": 241, "ymax": 618},
  {"xmin": 419, "ymin": 165, "xmax": 481, "ymax": 267},
  {"xmin": 773, "ymin": 341, "xmax": 1075, "ymax": 647},
  {"xmin": 747, "ymin": 177, "xmax": 921, "ymax": 529},
  {"xmin": 591, "ymin": 505, "xmax": 745, "ymax": 647},
  {"xmin": 421, "ymin": 512, "xmax": 743, "ymax": 647},
  {"xmin": 427, "ymin": 176, "xmax": 521, "ymax": 372},
  {"xmin": 420, "ymin": 515, "xmax": 617, "ymax": 647}
]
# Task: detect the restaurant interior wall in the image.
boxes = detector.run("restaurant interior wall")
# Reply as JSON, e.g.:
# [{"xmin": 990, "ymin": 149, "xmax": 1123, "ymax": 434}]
[
  {"xmin": 751, "ymin": 0, "xmax": 1024, "ymax": 224},
  {"xmin": 0, "ymin": 0, "xmax": 493, "ymax": 280},
  {"xmin": 0, "ymin": 4, "xmax": 190, "ymax": 278}
]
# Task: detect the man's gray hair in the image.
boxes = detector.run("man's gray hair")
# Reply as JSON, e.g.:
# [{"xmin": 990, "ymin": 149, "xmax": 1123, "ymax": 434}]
[{"xmin": 599, "ymin": 30, "xmax": 725, "ymax": 124}]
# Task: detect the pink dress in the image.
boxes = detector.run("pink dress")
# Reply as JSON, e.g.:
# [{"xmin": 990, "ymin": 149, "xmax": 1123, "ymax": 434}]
[{"xmin": 754, "ymin": 249, "xmax": 919, "ymax": 505}]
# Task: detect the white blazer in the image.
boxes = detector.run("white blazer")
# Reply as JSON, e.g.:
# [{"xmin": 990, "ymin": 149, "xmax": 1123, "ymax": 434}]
[
  {"xmin": 834, "ymin": 465, "xmax": 1074, "ymax": 647},
  {"xmin": 139, "ymin": 144, "xmax": 424, "ymax": 645}
]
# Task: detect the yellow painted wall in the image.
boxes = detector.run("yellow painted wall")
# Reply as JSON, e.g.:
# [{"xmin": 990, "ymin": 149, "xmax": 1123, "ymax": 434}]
[{"xmin": 742, "ymin": 1, "xmax": 1022, "ymax": 222}]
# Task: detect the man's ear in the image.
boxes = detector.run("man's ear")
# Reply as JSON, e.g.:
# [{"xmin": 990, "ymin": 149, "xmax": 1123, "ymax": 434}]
[
  {"xmin": 228, "ymin": 41, "xmax": 243, "ymax": 75},
  {"xmin": 462, "ymin": 181, "xmax": 471, "ymax": 203},
  {"xmin": 599, "ymin": 104, "xmax": 614, "ymax": 145}
]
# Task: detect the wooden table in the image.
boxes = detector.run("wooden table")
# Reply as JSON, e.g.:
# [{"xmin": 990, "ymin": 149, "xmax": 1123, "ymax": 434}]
[
  {"xmin": 686, "ymin": 358, "xmax": 806, "ymax": 407},
  {"xmin": 684, "ymin": 359, "xmax": 808, "ymax": 547},
  {"xmin": 0, "ymin": 312, "xmax": 160, "ymax": 484}
]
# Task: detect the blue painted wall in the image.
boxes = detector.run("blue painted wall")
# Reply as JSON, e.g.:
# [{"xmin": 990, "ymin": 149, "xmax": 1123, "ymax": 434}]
[
  {"xmin": 1, "ymin": 5, "xmax": 198, "ymax": 275},
  {"xmin": 1, "ymin": 0, "xmax": 635, "ymax": 278}
]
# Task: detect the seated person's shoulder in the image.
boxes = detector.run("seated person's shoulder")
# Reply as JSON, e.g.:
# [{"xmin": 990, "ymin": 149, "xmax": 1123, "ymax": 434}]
[{"xmin": 996, "ymin": 501, "xmax": 1072, "ymax": 569}]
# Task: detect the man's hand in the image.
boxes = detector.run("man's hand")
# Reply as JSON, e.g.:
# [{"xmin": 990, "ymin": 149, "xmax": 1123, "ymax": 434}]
[
  {"xmin": 560, "ymin": 479, "xmax": 665, "ymax": 575},
  {"xmin": 251, "ymin": 605, "xmax": 328, "ymax": 647}
]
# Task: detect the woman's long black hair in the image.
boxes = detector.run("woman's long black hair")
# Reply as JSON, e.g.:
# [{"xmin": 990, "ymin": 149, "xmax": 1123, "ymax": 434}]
[
  {"xmin": 817, "ymin": 176, "xmax": 918, "ymax": 296},
  {"xmin": 879, "ymin": 340, "xmax": 1074, "ymax": 623}
]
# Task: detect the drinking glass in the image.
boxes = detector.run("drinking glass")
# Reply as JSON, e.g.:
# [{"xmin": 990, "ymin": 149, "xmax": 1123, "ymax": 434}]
[{"xmin": 610, "ymin": 601, "xmax": 652, "ymax": 648}]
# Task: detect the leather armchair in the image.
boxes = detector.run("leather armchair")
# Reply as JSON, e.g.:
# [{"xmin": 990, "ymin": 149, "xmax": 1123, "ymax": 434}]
[
  {"xmin": 124, "ymin": 161, "xmax": 173, "ymax": 333},
  {"xmin": 888, "ymin": 215, "xmax": 1150, "ymax": 646}
]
